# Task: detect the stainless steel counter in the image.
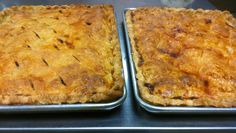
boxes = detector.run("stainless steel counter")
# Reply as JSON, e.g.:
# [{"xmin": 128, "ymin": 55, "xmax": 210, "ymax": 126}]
[{"xmin": 0, "ymin": 0, "xmax": 235, "ymax": 132}]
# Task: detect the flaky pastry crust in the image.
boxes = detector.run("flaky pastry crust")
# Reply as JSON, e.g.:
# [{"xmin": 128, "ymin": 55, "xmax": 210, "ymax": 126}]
[
  {"xmin": 126, "ymin": 7, "xmax": 236, "ymax": 107},
  {"xmin": 0, "ymin": 5, "xmax": 123, "ymax": 104}
]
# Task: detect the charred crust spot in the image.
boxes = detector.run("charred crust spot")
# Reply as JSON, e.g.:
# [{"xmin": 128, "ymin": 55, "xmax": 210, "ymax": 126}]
[
  {"xmin": 205, "ymin": 19, "xmax": 212, "ymax": 24},
  {"xmin": 14, "ymin": 61, "xmax": 20, "ymax": 68},
  {"xmin": 59, "ymin": 76, "xmax": 67, "ymax": 86},
  {"xmin": 144, "ymin": 82, "xmax": 155, "ymax": 93},
  {"xmin": 59, "ymin": 10, "xmax": 63, "ymax": 13},
  {"xmin": 42, "ymin": 58, "xmax": 49, "ymax": 66}
]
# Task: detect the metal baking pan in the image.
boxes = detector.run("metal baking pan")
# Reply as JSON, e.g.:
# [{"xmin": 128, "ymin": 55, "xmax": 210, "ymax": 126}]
[
  {"xmin": 0, "ymin": 2, "xmax": 127, "ymax": 113},
  {"xmin": 123, "ymin": 8, "xmax": 236, "ymax": 113},
  {"xmin": 0, "ymin": 89, "xmax": 126, "ymax": 112}
]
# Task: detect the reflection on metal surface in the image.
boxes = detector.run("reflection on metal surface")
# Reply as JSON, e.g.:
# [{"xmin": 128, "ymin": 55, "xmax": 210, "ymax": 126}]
[
  {"xmin": 0, "ymin": 3, "xmax": 7, "ymax": 10},
  {"xmin": 161, "ymin": 0, "xmax": 194, "ymax": 7}
]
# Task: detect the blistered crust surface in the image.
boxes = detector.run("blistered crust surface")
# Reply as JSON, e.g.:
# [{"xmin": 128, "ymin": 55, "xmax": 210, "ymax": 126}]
[
  {"xmin": 126, "ymin": 7, "xmax": 236, "ymax": 107},
  {"xmin": 0, "ymin": 5, "xmax": 123, "ymax": 104}
]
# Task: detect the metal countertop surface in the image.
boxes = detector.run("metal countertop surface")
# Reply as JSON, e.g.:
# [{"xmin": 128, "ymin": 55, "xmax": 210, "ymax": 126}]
[{"xmin": 0, "ymin": 0, "xmax": 236, "ymax": 132}]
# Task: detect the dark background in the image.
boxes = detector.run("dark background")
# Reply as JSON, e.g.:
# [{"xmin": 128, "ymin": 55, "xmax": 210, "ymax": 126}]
[
  {"xmin": 209, "ymin": 0, "xmax": 236, "ymax": 13},
  {"xmin": 0, "ymin": 0, "xmax": 236, "ymax": 132}
]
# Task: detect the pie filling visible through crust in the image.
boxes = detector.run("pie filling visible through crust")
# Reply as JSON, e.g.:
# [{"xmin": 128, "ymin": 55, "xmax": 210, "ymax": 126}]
[
  {"xmin": 126, "ymin": 7, "xmax": 236, "ymax": 107},
  {"xmin": 0, "ymin": 5, "xmax": 123, "ymax": 104}
]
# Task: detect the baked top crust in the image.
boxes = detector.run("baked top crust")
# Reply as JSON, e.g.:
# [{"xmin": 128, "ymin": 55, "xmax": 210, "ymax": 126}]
[
  {"xmin": 0, "ymin": 5, "xmax": 123, "ymax": 104},
  {"xmin": 126, "ymin": 7, "xmax": 236, "ymax": 107}
]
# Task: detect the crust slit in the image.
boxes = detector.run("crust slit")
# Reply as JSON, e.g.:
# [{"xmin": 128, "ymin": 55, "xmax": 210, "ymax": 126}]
[
  {"xmin": 33, "ymin": 31, "xmax": 40, "ymax": 39},
  {"xmin": 29, "ymin": 79, "xmax": 35, "ymax": 90},
  {"xmin": 41, "ymin": 58, "xmax": 49, "ymax": 66},
  {"xmin": 14, "ymin": 61, "xmax": 20, "ymax": 68},
  {"xmin": 59, "ymin": 76, "xmax": 67, "ymax": 86},
  {"xmin": 72, "ymin": 55, "xmax": 80, "ymax": 62}
]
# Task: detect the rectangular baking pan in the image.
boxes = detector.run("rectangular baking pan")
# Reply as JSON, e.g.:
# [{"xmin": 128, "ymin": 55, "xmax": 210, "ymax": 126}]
[
  {"xmin": 0, "ymin": 2, "xmax": 127, "ymax": 113},
  {"xmin": 123, "ymin": 8, "xmax": 236, "ymax": 114}
]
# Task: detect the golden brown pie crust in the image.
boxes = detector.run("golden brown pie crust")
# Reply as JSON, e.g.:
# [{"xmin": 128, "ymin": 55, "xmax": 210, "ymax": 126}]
[
  {"xmin": 126, "ymin": 7, "xmax": 236, "ymax": 107},
  {"xmin": 0, "ymin": 5, "xmax": 123, "ymax": 104}
]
